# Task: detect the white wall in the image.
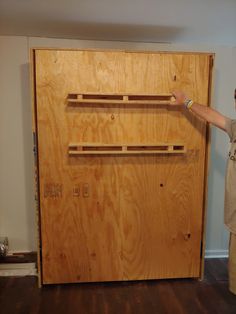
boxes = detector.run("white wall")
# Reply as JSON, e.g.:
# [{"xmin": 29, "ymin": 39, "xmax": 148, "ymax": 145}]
[
  {"xmin": 0, "ymin": 36, "xmax": 35, "ymax": 251},
  {"xmin": 1, "ymin": 0, "xmax": 236, "ymax": 45},
  {"xmin": 0, "ymin": 35, "xmax": 235, "ymax": 256}
]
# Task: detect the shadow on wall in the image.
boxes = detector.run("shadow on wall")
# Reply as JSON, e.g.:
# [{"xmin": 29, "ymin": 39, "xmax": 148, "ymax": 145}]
[
  {"xmin": 1, "ymin": 19, "xmax": 186, "ymax": 43},
  {"xmin": 20, "ymin": 63, "xmax": 36, "ymax": 251}
]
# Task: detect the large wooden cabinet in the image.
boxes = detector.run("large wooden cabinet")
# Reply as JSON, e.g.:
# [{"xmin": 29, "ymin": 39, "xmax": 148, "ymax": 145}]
[{"xmin": 31, "ymin": 49, "xmax": 213, "ymax": 285}]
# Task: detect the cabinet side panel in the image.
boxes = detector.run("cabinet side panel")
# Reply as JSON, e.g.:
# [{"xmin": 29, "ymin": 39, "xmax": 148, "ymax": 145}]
[
  {"xmin": 30, "ymin": 49, "xmax": 42, "ymax": 287},
  {"xmin": 35, "ymin": 50, "xmax": 212, "ymax": 283}
]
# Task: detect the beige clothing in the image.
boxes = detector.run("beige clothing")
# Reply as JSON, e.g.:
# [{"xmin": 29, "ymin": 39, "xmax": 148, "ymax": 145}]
[
  {"xmin": 225, "ymin": 119, "xmax": 236, "ymax": 234},
  {"xmin": 229, "ymin": 233, "xmax": 236, "ymax": 294}
]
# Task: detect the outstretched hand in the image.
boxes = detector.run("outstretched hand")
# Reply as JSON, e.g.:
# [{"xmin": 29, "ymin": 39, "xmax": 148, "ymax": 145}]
[{"xmin": 171, "ymin": 91, "xmax": 188, "ymax": 105}]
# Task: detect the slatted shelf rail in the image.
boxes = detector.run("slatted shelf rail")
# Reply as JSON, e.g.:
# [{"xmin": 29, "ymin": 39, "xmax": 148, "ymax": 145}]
[
  {"xmin": 67, "ymin": 93, "xmax": 174, "ymax": 106},
  {"xmin": 68, "ymin": 143, "xmax": 186, "ymax": 155}
]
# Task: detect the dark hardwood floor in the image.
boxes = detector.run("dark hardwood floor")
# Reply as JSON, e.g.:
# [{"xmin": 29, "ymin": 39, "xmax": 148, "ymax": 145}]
[{"xmin": 0, "ymin": 258, "xmax": 236, "ymax": 314}]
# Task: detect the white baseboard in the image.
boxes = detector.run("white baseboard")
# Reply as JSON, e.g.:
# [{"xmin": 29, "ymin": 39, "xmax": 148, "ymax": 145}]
[
  {"xmin": 205, "ymin": 250, "xmax": 229, "ymax": 258},
  {"xmin": 0, "ymin": 263, "xmax": 37, "ymax": 276}
]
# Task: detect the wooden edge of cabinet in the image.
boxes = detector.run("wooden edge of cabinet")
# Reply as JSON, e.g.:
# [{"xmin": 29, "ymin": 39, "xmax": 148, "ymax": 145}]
[
  {"xmin": 199, "ymin": 54, "xmax": 215, "ymax": 280},
  {"xmin": 30, "ymin": 47, "xmax": 215, "ymax": 57},
  {"xmin": 30, "ymin": 48, "xmax": 42, "ymax": 288},
  {"xmin": 31, "ymin": 48, "xmax": 215, "ymax": 283}
]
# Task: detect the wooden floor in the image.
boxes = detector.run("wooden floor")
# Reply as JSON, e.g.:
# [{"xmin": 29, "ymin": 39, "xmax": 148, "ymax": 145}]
[{"xmin": 0, "ymin": 259, "xmax": 236, "ymax": 314}]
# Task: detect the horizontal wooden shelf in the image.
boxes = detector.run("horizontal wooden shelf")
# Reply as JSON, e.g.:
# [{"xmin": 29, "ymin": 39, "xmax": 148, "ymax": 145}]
[
  {"xmin": 67, "ymin": 93, "xmax": 174, "ymax": 106},
  {"xmin": 68, "ymin": 143, "xmax": 186, "ymax": 155}
]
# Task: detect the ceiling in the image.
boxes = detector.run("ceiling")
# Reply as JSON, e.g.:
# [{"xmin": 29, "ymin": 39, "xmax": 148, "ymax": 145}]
[{"xmin": 0, "ymin": 0, "xmax": 236, "ymax": 45}]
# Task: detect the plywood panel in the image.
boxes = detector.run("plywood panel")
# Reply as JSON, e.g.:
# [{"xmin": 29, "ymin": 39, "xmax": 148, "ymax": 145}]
[
  {"xmin": 118, "ymin": 53, "xmax": 210, "ymax": 279},
  {"xmin": 34, "ymin": 49, "xmax": 212, "ymax": 284},
  {"xmin": 35, "ymin": 50, "xmax": 125, "ymax": 283}
]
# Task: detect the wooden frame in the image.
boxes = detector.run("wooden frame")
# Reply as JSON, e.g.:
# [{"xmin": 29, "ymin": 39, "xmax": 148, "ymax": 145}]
[
  {"xmin": 199, "ymin": 55, "xmax": 214, "ymax": 280},
  {"xmin": 31, "ymin": 48, "xmax": 214, "ymax": 285},
  {"xmin": 30, "ymin": 49, "xmax": 42, "ymax": 287}
]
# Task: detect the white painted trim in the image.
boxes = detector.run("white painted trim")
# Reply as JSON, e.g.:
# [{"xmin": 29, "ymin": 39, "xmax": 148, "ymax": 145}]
[
  {"xmin": 205, "ymin": 250, "xmax": 229, "ymax": 258},
  {"xmin": 0, "ymin": 263, "xmax": 37, "ymax": 276}
]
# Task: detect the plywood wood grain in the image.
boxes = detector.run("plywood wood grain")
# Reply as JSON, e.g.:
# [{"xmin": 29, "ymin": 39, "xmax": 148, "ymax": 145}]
[{"xmin": 34, "ymin": 49, "xmax": 212, "ymax": 284}]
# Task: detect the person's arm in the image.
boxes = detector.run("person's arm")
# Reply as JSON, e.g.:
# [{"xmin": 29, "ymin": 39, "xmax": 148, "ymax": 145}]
[{"xmin": 171, "ymin": 91, "xmax": 229, "ymax": 132}]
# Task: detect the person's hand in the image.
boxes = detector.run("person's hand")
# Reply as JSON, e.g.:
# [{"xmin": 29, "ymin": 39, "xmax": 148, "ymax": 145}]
[{"xmin": 171, "ymin": 91, "xmax": 188, "ymax": 105}]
